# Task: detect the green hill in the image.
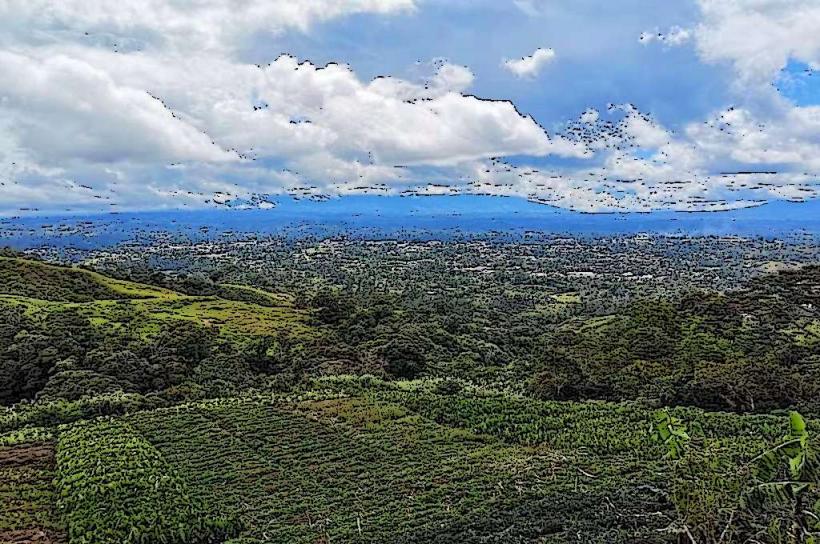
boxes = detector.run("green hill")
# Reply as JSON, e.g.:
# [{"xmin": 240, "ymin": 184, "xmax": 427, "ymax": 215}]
[
  {"xmin": 0, "ymin": 257, "xmax": 314, "ymax": 340},
  {"xmin": 0, "ymin": 259, "xmax": 317, "ymax": 407},
  {"xmin": 0, "ymin": 256, "xmax": 178, "ymax": 302}
]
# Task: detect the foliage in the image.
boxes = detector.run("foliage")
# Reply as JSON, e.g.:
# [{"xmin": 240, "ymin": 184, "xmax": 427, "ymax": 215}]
[
  {"xmin": 5, "ymin": 255, "xmax": 820, "ymax": 413},
  {"xmin": 0, "ymin": 392, "xmax": 168, "ymax": 433},
  {"xmin": 652, "ymin": 409, "xmax": 691, "ymax": 460},
  {"xmin": 124, "ymin": 396, "xmax": 672, "ymax": 542},
  {"xmin": 0, "ymin": 256, "xmax": 131, "ymax": 302},
  {"xmin": 654, "ymin": 410, "xmax": 820, "ymax": 543},
  {"xmin": 0, "ymin": 260, "xmax": 316, "ymax": 406},
  {"xmin": 55, "ymin": 419, "xmax": 240, "ymax": 544},
  {"xmin": 0, "ymin": 440, "xmax": 63, "ymax": 537},
  {"xmin": 741, "ymin": 411, "xmax": 820, "ymax": 542},
  {"xmin": 376, "ymin": 335, "xmax": 428, "ymax": 379},
  {"xmin": 2, "ymin": 248, "xmax": 820, "ymax": 541}
]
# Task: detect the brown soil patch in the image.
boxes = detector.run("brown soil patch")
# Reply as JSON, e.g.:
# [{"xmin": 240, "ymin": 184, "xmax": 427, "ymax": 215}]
[
  {"xmin": 0, "ymin": 529, "xmax": 66, "ymax": 544},
  {"xmin": 0, "ymin": 444, "xmax": 55, "ymax": 468}
]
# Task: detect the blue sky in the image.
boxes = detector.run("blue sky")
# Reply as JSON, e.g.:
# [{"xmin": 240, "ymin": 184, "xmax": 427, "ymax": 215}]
[
  {"xmin": 1, "ymin": 0, "xmax": 820, "ymax": 215},
  {"xmin": 777, "ymin": 60, "xmax": 820, "ymax": 106},
  {"xmin": 266, "ymin": 1, "xmax": 727, "ymax": 126}
]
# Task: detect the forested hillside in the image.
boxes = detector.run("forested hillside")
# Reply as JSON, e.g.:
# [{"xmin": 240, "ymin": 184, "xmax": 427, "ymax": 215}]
[{"xmin": 0, "ymin": 257, "xmax": 315, "ymax": 406}]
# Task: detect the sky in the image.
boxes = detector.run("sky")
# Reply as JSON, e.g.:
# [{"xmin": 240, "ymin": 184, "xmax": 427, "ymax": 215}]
[{"xmin": 1, "ymin": 0, "xmax": 820, "ymax": 215}]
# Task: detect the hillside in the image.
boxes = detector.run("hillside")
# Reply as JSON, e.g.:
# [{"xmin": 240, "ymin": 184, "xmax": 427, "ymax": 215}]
[
  {"xmin": 0, "ymin": 257, "xmax": 313, "ymax": 337},
  {"xmin": 1, "ymin": 377, "xmax": 811, "ymax": 544},
  {"xmin": 0, "ymin": 256, "xmax": 179, "ymax": 302},
  {"xmin": 0, "ymin": 258, "xmax": 316, "ymax": 406}
]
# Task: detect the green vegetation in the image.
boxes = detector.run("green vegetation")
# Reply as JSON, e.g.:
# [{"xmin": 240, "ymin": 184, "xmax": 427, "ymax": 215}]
[
  {"xmin": 0, "ymin": 243, "xmax": 819, "ymax": 542},
  {"xmin": 0, "ymin": 258, "xmax": 316, "ymax": 406},
  {"xmin": 56, "ymin": 419, "xmax": 239, "ymax": 544},
  {"xmin": 121, "ymin": 394, "xmax": 673, "ymax": 542},
  {"xmin": 0, "ymin": 256, "xmax": 175, "ymax": 302},
  {"xmin": 4, "ymin": 378, "xmax": 816, "ymax": 543},
  {"xmin": 651, "ymin": 409, "xmax": 820, "ymax": 542}
]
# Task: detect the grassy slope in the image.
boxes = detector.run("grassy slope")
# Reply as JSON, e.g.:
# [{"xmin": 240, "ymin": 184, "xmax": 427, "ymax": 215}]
[
  {"xmin": 0, "ymin": 258, "xmax": 315, "ymax": 340},
  {"xmin": 0, "ymin": 256, "xmax": 177, "ymax": 301}
]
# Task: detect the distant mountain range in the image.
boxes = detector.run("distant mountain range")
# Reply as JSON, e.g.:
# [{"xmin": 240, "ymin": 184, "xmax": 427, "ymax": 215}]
[{"xmin": 2, "ymin": 195, "xmax": 820, "ymax": 249}]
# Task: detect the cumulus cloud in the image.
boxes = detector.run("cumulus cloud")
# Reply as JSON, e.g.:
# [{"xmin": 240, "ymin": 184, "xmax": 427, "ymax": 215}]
[
  {"xmin": 368, "ymin": 62, "xmax": 474, "ymax": 101},
  {"xmin": 579, "ymin": 108, "xmax": 600, "ymax": 124},
  {"xmin": 641, "ymin": 1, "xmax": 820, "ymax": 86},
  {"xmin": 502, "ymin": 103, "xmax": 820, "ymax": 212},
  {"xmin": 627, "ymin": 0, "xmax": 820, "ymax": 211},
  {"xmin": 447, "ymin": 2, "xmax": 820, "ymax": 212},
  {"xmin": 639, "ymin": 26, "xmax": 691, "ymax": 47},
  {"xmin": 686, "ymin": 105, "xmax": 820, "ymax": 170},
  {"xmin": 0, "ymin": 1, "xmax": 589, "ymax": 214},
  {"xmin": 0, "ymin": 0, "xmax": 417, "ymax": 54},
  {"xmin": 58, "ymin": 51, "xmax": 581, "ymax": 165},
  {"xmin": 502, "ymin": 48, "xmax": 555, "ymax": 79},
  {"xmin": 0, "ymin": 51, "xmax": 233, "ymax": 165},
  {"xmin": 692, "ymin": 0, "xmax": 820, "ymax": 85}
]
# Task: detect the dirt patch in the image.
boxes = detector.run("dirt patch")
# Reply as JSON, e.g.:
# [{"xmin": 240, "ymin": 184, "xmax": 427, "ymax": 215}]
[
  {"xmin": 0, "ymin": 443, "xmax": 55, "ymax": 468},
  {"xmin": 0, "ymin": 529, "xmax": 66, "ymax": 544}
]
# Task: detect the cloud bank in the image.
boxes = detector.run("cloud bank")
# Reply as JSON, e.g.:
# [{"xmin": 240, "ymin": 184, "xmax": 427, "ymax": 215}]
[{"xmin": 1, "ymin": 0, "xmax": 819, "ymax": 214}]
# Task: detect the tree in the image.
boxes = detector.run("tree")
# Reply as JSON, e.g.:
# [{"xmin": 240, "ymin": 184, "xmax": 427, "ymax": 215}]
[
  {"xmin": 530, "ymin": 349, "xmax": 581, "ymax": 400},
  {"xmin": 311, "ymin": 287, "xmax": 355, "ymax": 326},
  {"xmin": 378, "ymin": 336, "xmax": 427, "ymax": 379}
]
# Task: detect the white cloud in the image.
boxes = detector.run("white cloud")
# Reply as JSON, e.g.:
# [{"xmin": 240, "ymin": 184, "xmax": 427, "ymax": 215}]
[
  {"xmin": 627, "ymin": 0, "xmax": 820, "ymax": 212},
  {"xmin": 579, "ymin": 108, "xmax": 599, "ymax": 124},
  {"xmin": 453, "ymin": 2, "xmax": 820, "ymax": 212},
  {"xmin": 621, "ymin": 110, "xmax": 671, "ymax": 148},
  {"xmin": 0, "ymin": 50, "xmax": 233, "ymax": 165},
  {"xmin": 694, "ymin": 0, "xmax": 820, "ymax": 84},
  {"xmin": 0, "ymin": 0, "xmax": 416, "ymax": 54},
  {"xmin": 642, "ymin": 1, "xmax": 820, "ymax": 86},
  {"xmin": 502, "ymin": 48, "xmax": 555, "ymax": 79},
  {"xmin": 495, "ymin": 103, "xmax": 820, "ymax": 212},
  {"xmin": 81, "ymin": 51, "xmax": 580, "ymax": 165},
  {"xmin": 666, "ymin": 27, "xmax": 692, "ymax": 46},
  {"xmin": 686, "ymin": 105, "xmax": 820, "ymax": 170},
  {"xmin": 0, "ymin": 1, "xmax": 586, "ymax": 214},
  {"xmin": 464, "ymin": 153, "xmax": 819, "ymax": 213},
  {"xmin": 3, "ymin": 0, "xmax": 820, "ymax": 215},
  {"xmin": 368, "ymin": 62, "xmax": 474, "ymax": 100},
  {"xmin": 429, "ymin": 63, "xmax": 475, "ymax": 94}
]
